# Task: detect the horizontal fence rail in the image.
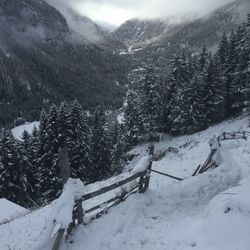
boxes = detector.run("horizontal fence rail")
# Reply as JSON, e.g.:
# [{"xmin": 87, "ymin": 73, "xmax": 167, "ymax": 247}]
[
  {"xmin": 81, "ymin": 170, "xmax": 147, "ymax": 201},
  {"xmin": 52, "ymin": 145, "xmax": 155, "ymax": 250},
  {"xmin": 151, "ymin": 169, "xmax": 183, "ymax": 181},
  {"xmin": 221, "ymin": 131, "xmax": 247, "ymax": 140}
]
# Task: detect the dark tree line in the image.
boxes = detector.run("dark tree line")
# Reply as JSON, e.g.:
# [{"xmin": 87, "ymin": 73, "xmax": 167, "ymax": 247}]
[
  {"xmin": 123, "ymin": 15, "xmax": 250, "ymax": 141},
  {"xmin": 0, "ymin": 100, "xmax": 124, "ymax": 207}
]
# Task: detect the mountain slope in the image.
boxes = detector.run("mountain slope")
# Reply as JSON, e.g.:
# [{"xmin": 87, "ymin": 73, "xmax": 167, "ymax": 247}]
[
  {"xmin": 63, "ymin": 116, "xmax": 250, "ymax": 250},
  {"xmin": 112, "ymin": 0, "xmax": 250, "ymax": 71},
  {"xmin": 109, "ymin": 18, "xmax": 169, "ymax": 48},
  {"xmin": 0, "ymin": 0, "xmax": 129, "ymax": 126},
  {"xmin": 45, "ymin": 1, "xmax": 126, "ymax": 49},
  {"xmin": 141, "ymin": 0, "xmax": 250, "ymax": 60},
  {"xmin": 0, "ymin": 116, "xmax": 249, "ymax": 250}
]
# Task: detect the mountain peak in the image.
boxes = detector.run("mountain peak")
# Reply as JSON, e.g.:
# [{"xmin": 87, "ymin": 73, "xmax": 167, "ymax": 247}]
[{"xmin": 109, "ymin": 18, "xmax": 169, "ymax": 48}]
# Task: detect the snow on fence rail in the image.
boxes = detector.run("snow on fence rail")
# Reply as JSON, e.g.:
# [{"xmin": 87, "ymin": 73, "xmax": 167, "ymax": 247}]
[
  {"xmin": 192, "ymin": 131, "xmax": 248, "ymax": 176},
  {"xmin": 52, "ymin": 131, "xmax": 248, "ymax": 249},
  {"xmin": 52, "ymin": 145, "xmax": 155, "ymax": 250}
]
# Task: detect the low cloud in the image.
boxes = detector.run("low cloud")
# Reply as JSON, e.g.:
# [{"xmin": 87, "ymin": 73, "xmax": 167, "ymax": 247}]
[
  {"xmin": 46, "ymin": 0, "xmax": 103, "ymax": 44},
  {"xmin": 46, "ymin": 0, "xmax": 236, "ymax": 26}
]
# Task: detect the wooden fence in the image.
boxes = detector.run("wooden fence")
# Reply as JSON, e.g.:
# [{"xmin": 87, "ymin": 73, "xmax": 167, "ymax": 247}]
[
  {"xmin": 52, "ymin": 145, "xmax": 155, "ymax": 250},
  {"xmin": 221, "ymin": 131, "xmax": 247, "ymax": 141},
  {"xmin": 192, "ymin": 131, "xmax": 248, "ymax": 176},
  {"xmin": 52, "ymin": 131, "xmax": 248, "ymax": 249}
]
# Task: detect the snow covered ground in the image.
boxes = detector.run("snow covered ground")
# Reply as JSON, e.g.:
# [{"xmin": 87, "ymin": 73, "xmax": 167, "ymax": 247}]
[
  {"xmin": 11, "ymin": 121, "xmax": 39, "ymax": 140},
  {"xmin": 0, "ymin": 199, "xmax": 28, "ymax": 224},
  {"xmin": 1, "ymin": 115, "xmax": 250, "ymax": 250}
]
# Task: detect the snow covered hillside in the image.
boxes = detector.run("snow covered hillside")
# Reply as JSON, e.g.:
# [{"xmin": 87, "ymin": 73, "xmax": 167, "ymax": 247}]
[
  {"xmin": 11, "ymin": 122, "xmax": 39, "ymax": 140},
  {"xmin": 1, "ymin": 116, "xmax": 250, "ymax": 250}
]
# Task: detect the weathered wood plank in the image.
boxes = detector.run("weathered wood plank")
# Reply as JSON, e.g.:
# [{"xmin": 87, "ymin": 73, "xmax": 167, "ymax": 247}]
[
  {"xmin": 76, "ymin": 199, "xmax": 84, "ymax": 224},
  {"xmin": 85, "ymin": 185, "xmax": 140, "ymax": 214},
  {"xmin": 141, "ymin": 144, "xmax": 154, "ymax": 193},
  {"xmin": 87, "ymin": 189, "xmax": 140, "ymax": 222},
  {"xmin": 85, "ymin": 196, "xmax": 120, "ymax": 214},
  {"xmin": 198, "ymin": 149, "xmax": 216, "ymax": 174},
  {"xmin": 151, "ymin": 169, "xmax": 183, "ymax": 181},
  {"xmin": 220, "ymin": 132, "xmax": 247, "ymax": 141},
  {"xmin": 52, "ymin": 228, "xmax": 65, "ymax": 250},
  {"xmin": 192, "ymin": 165, "xmax": 201, "ymax": 176},
  {"xmin": 81, "ymin": 171, "xmax": 146, "ymax": 201}
]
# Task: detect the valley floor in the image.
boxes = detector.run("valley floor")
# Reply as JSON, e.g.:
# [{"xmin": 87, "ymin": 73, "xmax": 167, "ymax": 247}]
[{"xmin": 1, "ymin": 116, "xmax": 250, "ymax": 250}]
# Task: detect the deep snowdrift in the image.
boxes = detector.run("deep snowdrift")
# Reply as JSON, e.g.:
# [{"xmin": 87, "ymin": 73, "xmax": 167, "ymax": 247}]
[{"xmin": 0, "ymin": 116, "xmax": 250, "ymax": 250}]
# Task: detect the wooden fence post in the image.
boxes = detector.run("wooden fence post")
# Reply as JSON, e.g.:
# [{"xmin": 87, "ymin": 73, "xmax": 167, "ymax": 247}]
[
  {"xmin": 243, "ymin": 131, "xmax": 247, "ymax": 140},
  {"xmin": 76, "ymin": 199, "xmax": 84, "ymax": 225},
  {"xmin": 52, "ymin": 228, "xmax": 65, "ymax": 250},
  {"xmin": 138, "ymin": 175, "xmax": 145, "ymax": 193},
  {"xmin": 142, "ymin": 144, "xmax": 154, "ymax": 193}
]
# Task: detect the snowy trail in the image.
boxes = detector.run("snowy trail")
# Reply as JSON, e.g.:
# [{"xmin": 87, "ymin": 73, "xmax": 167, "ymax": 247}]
[{"xmin": 62, "ymin": 123, "xmax": 250, "ymax": 250}]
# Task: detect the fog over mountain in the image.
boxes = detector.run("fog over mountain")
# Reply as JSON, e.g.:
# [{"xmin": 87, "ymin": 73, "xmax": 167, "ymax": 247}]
[
  {"xmin": 0, "ymin": 0, "xmax": 129, "ymax": 126},
  {"xmin": 0, "ymin": 0, "xmax": 249, "ymax": 126},
  {"xmin": 46, "ymin": 0, "xmax": 236, "ymax": 26}
]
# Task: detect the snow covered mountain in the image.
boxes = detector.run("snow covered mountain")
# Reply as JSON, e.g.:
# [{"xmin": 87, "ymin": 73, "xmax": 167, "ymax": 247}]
[
  {"xmin": 45, "ymin": 2, "xmax": 125, "ymax": 49},
  {"xmin": 109, "ymin": 19, "xmax": 169, "ymax": 48},
  {"xmin": 140, "ymin": 0, "xmax": 250, "ymax": 59},
  {"xmin": 107, "ymin": 0, "xmax": 250, "ymax": 89},
  {"xmin": 0, "ymin": 0, "xmax": 249, "ymax": 126},
  {"xmin": 111, "ymin": 0, "xmax": 250, "ymax": 61},
  {"xmin": 0, "ymin": 0, "xmax": 129, "ymax": 126}
]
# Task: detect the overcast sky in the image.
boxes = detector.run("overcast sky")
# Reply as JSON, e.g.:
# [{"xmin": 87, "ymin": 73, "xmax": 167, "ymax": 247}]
[{"xmin": 49, "ymin": 0, "xmax": 235, "ymax": 26}]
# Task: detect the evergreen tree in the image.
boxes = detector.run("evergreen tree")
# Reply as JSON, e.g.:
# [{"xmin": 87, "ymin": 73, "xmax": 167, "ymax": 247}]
[
  {"xmin": 139, "ymin": 65, "xmax": 162, "ymax": 137},
  {"xmin": 0, "ymin": 130, "xmax": 28, "ymax": 205},
  {"xmin": 57, "ymin": 102, "xmax": 70, "ymax": 147},
  {"xmin": 169, "ymin": 74, "xmax": 207, "ymax": 135},
  {"xmin": 38, "ymin": 105, "xmax": 62, "ymax": 201},
  {"xmin": 68, "ymin": 99, "xmax": 91, "ymax": 183},
  {"xmin": 21, "ymin": 130, "xmax": 31, "ymax": 151},
  {"xmin": 204, "ymin": 58, "xmax": 226, "ymax": 124},
  {"xmin": 123, "ymin": 90, "xmax": 142, "ymax": 149},
  {"xmin": 161, "ymin": 77, "xmax": 176, "ymax": 133},
  {"xmin": 198, "ymin": 46, "xmax": 209, "ymax": 72},
  {"xmin": 232, "ymin": 24, "xmax": 250, "ymax": 112},
  {"xmin": 34, "ymin": 110, "xmax": 48, "ymax": 199},
  {"xmin": 224, "ymin": 31, "xmax": 238, "ymax": 115},
  {"xmin": 110, "ymin": 123, "xmax": 124, "ymax": 174},
  {"xmin": 90, "ymin": 107, "xmax": 112, "ymax": 182},
  {"xmin": 242, "ymin": 14, "xmax": 250, "ymax": 122},
  {"xmin": 19, "ymin": 129, "xmax": 37, "ymax": 205},
  {"xmin": 168, "ymin": 50, "xmax": 194, "ymax": 134},
  {"xmin": 171, "ymin": 50, "xmax": 192, "ymax": 88},
  {"xmin": 216, "ymin": 32, "xmax": 229, "ymax": 65}
]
